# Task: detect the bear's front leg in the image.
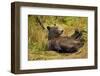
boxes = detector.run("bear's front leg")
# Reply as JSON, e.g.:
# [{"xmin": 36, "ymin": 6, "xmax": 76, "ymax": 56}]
[{"xmin": 54, "ymin": 42, "xmax": 62, "ymax": 52}]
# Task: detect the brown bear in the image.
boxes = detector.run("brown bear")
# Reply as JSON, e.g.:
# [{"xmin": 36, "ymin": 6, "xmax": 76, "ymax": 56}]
[{"xmin": 47, "ymin": 25, "xmax": 84, "ymax": 53}]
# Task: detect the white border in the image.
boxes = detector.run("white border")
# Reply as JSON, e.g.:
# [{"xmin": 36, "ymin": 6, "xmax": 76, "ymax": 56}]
[{"xmin": 20, "ymin": 6, "xmax": 95, "ymax": 70}]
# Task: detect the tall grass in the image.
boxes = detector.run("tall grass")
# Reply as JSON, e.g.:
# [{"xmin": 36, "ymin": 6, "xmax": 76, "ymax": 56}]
[{"xmin": 28, "ymin": 15, "xmax": 88, "ymax": 60}]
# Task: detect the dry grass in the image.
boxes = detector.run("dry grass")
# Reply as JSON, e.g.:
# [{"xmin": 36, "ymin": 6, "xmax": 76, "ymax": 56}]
[{"xmin": 28, "ymin": 15, "xmax": 88, "ymax": 61}]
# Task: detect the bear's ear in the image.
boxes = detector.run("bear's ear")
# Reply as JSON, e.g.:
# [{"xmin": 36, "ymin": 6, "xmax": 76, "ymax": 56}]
[
  {"xmin": 47, "ymin": 26, "xmax": 50, "ymax": 30},
  {"xmin": 54, "ymin": 24, "xmax": 56, "ymax": 26}
]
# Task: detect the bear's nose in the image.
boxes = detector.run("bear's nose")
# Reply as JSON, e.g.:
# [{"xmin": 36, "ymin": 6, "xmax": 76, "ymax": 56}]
[
  {"xmin": 60, "ymin": 29, "xmax": 63, "ymax": 33},
  {"xmin": 61, "ymin": 30, "xmax": 63, "ymax": 32}
]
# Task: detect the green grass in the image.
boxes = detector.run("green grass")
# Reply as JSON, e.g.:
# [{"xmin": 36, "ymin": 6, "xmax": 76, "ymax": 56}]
[{"xmin": 28, "ymin": 15, "xmax": 88, "ymax": 61}]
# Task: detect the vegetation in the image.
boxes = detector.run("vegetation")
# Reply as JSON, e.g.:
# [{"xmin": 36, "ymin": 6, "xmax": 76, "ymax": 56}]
[{"xmin": 28, "ymin": 15, "xmax": 88, "ymax": 60}]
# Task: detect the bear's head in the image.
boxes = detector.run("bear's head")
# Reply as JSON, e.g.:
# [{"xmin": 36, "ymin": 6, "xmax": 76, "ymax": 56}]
[{"xmin": 47, "ymin": 25, "xmax": 63, "ymax": 40}]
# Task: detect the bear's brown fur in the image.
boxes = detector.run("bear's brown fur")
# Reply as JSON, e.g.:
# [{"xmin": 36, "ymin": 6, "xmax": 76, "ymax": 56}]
[{"xmin": 47, "ymin": 25, "xmax": 84, "ymax": 53}]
